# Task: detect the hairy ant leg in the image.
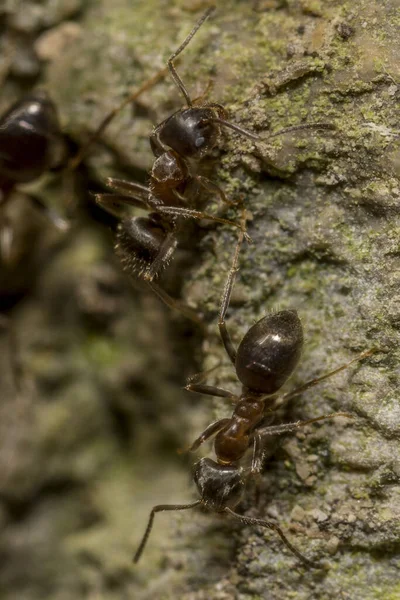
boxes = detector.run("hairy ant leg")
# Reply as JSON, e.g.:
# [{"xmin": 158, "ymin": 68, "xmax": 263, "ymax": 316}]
[
  {"xmin": 68, "ymin": 67, "xmax": 168, "ymax": 172},
  {"xmin": 218, "ymin": 210, "xmax": 248, "ymax": 364},
  {"xmin": 274, "ymin": 347, "xmax": 378, "ymax": 410},
  {"xmin": 224, "ymin": 507, "xmax": 314, "ymax": 568},
  {"xmin": 188, "ymin": 418, "xmax": 231, "ymax": 452},
  {"xmin": 133, "ymin": 501, "xmax": 202, "ymax": 564},
  {"xmin": 167, "ymin": 7, "xmax": 216, "ymax": 107},
  {"xmin": 146, "ymin": 280, "xmax": 204, "ymax": 326}
]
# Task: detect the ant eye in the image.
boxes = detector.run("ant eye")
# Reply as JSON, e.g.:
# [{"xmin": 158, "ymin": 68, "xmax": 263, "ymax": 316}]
[{"xmin": 195, "ymin": 135, "xmax": 206, "ymax": 148}]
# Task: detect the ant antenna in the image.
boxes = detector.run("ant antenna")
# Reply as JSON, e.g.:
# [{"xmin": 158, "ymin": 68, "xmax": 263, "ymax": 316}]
[
  {"xmin": 224, "ymin": 507, "xmax": 315, "ymax": 567},
  {"xmin": 267, "ymin": 122, "xmax": 336, "ymax": 139},
  {"xmin": 168, "ymin": 6, "xmax": 216, "ymax": 107},
  {"xmin": 212, "ymin": 117, "xmax": 260, "ymax": 141},
  {"xmin": 133, "ymin": 501, "xmax": 201, "ymax": 563}
]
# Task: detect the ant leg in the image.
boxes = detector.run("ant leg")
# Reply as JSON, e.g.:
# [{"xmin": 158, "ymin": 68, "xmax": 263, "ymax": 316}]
[
  {"xmin": 152, "ymin": 205, "xmax": 250, "ymax": 240},
  {"xmin": 224, "ymin": 507, "xmax": 314, "ymax": 568},
  {"xmin": 68, "ymin": 66, "xmax": 168, "ymax": 171},
  {"xmin": 194, "ymin": 175, "xmax": 239, "ymax": 207},
  {"xmin": 185, "ymin": 382, "xmax": 237, "ymax": 400},
  {"xmin": 0, "ymin": 215, "xmax": 13, "ymax": 264},
  {"xmin": 94, "ymin": 193, "xmax": 148, "ymax": 218},
  {"xmin": 28, "ymin": 195, "xmax": 69, "ymax": 231},
  {"xmin": 147, "ymin": 280, "xmax": 204, "ymax": 327},
  {"xmin": 133, "ymin": 500, "xmax": 202, "ymax": 563},
  {"xmin": 144, "ymin": 231, "xmax": 178, "ymax": 282},
  {"xmin": 186, "ymin": 418, "xmax": 230, "ymax": 452},
  {"xmin": 105, "ymin": 177, "xmax": 149, "ymax": 200},
  {"xmin": 218, "ymin": 210, "xmax": 247, "ymax": 365},
  {"xmin": 276, "ymin": 348, "xmax": 378, "ymax": 408},
  {"xmin": 251, "ymin": 432, "xmax": 264, "ymax": 475},
  {"xmin": 167, "ymin": 6, "xmax": 216, "ymax": 107},
  {"xmin": 0, "ymin": 315, "xmax": 22, "ymax": 394},
  {"xmin": 192, "ymin": 79, "xmax": 214, "ymax": 105},
  {"xmin": 256, "ymin": 412, "xmax": 353, "ymax": 438},
  {"xmin": 185, "ymin": 364, "xmax": 237, "ymax": 399}
]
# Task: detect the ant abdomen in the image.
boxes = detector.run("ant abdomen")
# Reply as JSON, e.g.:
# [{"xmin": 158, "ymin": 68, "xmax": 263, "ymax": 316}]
[
  {"xmin": 193, "ymin": 457, "xmax": 245, "ymax": 511},
  {"xmin": 235, "ymin": 310, "xmax": 304, "ymax": 394},
  {"xmin": 151, "ymin": 107, "xmax": 222, "ymax": 159},
  {"xmin": 115, "ymin": 216, "xmax": 173, "ymax": 279},
  {"xmin": 0, "ymin": 93, "xmax": 65, "ymax": 184}
]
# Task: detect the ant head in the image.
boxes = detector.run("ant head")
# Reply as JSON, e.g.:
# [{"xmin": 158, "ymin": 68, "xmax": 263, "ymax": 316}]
[
  {"xmin": 0, "ymin": 92, "xmax": 66, "ymax": 184},
  {"xmin": 193, "ymin": 457, "xmax": 245, "ymax": 511},
  {"xmin": 154, "ymin": 106, "xmax": 221, "ymax": 159},
  {"xmin": 236, "ymin": 310, "xmax": 304, "ymax": 395},
  {"xmin": 115, "ymin": 215, "xmax": 170, "ymax": 279}
]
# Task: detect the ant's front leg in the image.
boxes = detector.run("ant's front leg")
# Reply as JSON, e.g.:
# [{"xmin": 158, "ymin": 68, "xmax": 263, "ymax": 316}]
[
  {"xmin": 94, "ymin": 193, "xmax": 149, "ymax": 219},
  {"xmin": 218, "ymin": 210, "xmax": 248, "ymax": 365},
  {"xmin": 194, "ymin": 175, "xmax": 239, "ymax": 207}
]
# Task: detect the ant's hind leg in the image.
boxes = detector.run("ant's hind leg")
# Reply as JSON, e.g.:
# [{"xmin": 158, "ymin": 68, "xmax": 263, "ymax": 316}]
[
  {"xmin": 218, "ymin": 210, "xmax": 247, "ymax": 365},
  {"xmin": 276, "ymin": 347, "xmax": 378, "ymax": 407},
  {"xmin": 147, "ymin": 281, "xmax": 204, "ymax": 327},
  {"xmin": 68, "ymin": 66, "xmax": 168, "ymax": 171},
  {"xmin": 167, "ymin": 6, "xmax": 216, "ymax": 107}
]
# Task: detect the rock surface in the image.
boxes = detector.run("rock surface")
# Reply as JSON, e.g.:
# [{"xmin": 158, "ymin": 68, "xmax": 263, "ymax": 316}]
[{"xmin": 0, "ymin": 1, "xmax": 399, "ymax": 599}]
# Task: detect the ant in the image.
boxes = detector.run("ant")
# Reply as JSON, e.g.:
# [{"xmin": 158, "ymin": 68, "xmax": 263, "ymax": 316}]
[
  {"xmin": 94, "ymin": 6, "xmax": 259, "ymax": 322},
  {"xmin": 0, "ymin": 63, "xmax": 169, "ymax": 266},
  {"xmin": 0, "ymin": 92, "xmax": 69, "ymax": 262},
  {"xmin": 94, "ymin": 6, "xmax": 336, "ymax": 322},
  {"xmin": 133, "ymin": 215, "xmax": 377, "ymax": 567}
]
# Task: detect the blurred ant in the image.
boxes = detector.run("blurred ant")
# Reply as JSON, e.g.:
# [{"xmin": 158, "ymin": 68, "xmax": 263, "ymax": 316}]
[
  {"xmin": 0, "ymin": 92, "xmax": 69, "ymax": 262},
  {"xmin": 94, "ymin": 6, "xmax": 258, "ymax": 322},
  {"xmin": 133, "ymin": 215, "xmax": 377, "ymax": 567}
]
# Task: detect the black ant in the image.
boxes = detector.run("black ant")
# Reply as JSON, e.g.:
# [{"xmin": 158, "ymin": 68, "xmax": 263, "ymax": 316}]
[
  {"xmin": 0, "ymin": 92, "xmax": 69, "ymax": 262},
  {"xmin": 133, "ymin": 216, "xmax": 376, "ymax": 567},
  {"xmin": 94, "ymin": 6, "xmax": 259, "ymax": 322},
  {"xmin": 0, "ymin": 52, "xmax": 172, "ymax": 265},
  {"xmin": 93, "ymin": 6, "xmax": 336, "ymax": 322}
]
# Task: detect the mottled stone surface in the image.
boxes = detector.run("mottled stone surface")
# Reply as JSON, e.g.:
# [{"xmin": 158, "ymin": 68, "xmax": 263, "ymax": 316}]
[{"xmin": 0, "ymin": 1, "xmax": 399, "ymax": 599}]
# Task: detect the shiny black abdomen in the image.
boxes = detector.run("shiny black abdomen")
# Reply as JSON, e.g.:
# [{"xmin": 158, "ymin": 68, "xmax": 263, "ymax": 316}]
[
  {"xmin": 0, "ymin": 94, "xmax": 64, "ymax": 183},
  {"xmin": 235, "ymin": 310, "xmax": 304, "ymax": 394}
]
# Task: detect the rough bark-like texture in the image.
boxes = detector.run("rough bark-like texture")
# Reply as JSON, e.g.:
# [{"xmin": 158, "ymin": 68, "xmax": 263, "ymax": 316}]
[{"xmin": 0, "ymin": 1, "xmax": 399, "ymax": 599}]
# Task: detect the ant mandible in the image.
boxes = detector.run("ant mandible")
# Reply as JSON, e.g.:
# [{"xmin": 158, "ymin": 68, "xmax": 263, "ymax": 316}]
[
  {"xmin": 0, "ymin": 92, "xmax": 69, "ymax": 262},
  {"xmin": 133, "ymin": 216, "xmax": 376, "ymax": 567},
  {"xmin": 94, "ymin": 6, "xmax": 257, "ymax": 321}
]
